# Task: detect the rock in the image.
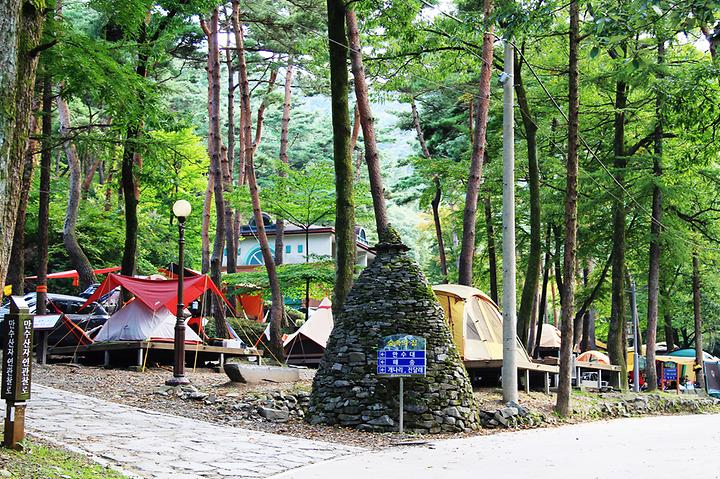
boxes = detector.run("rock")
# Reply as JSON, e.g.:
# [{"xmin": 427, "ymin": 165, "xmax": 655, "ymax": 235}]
[
  {"xmin": 368, "ymin": 415, "xmax": 395, "ymax": 427},
  {"xmin": 506, "ymin": 400, "xmax": 529, "ymax": 417},
  {"xmin": 187, "ymin": 391, "xmax": 208, "ymax": 401},
  {"xmin": 499, "ymin": 407, "xmax": 518, "ymax": 418},
  {"xmin": 154, "ymin": 386, "xmax": 173, "ymax": 396},
  {"xmin": 0, "ymin": 469, "xmax": 10, "ymax": 478},
  {"xmin": 204, "ymin": 394, "xmax": 218, "ymax": 404},
  {"xmin": 493, "ymin": 411, "xmax": 509, "ymax": 427},
  {"xmin": 347, "ymin": 352, "xmax": 366, "ymax": 363},
  {"xmin": 224, "ymin": 363, "xmax": 304, "ymax": 384},
  {"xmin": 258, "ymin": 407, "xmax": 290, "ymax": 422}
]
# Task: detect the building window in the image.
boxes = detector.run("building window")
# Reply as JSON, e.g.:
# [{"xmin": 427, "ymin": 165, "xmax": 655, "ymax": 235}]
[
  {"xmin": 246, "ymin": 246, "xmax": 274, "ymax": 265},
  {"xmin": 285, "ymin": 245, "xmax": 291, "ymax": 254},
  {"xmin": 298, "ymin": 244, "xmax": 304, "ymax": 253}
]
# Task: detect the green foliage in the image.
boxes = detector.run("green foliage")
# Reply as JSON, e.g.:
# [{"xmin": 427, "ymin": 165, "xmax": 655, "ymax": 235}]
[
  {"xmin": 224, "ymin": 261, "xmax": 336, "ymax": 300},
  {"xmin": 0, "ymin": 436, "xmax": 128, "ymax": 478}
]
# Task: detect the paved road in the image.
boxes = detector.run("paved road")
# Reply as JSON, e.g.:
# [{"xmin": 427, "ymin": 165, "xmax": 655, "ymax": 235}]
[
  {"xmin": 4, "ymin": 385, "xmax": 360, "ymax": 479},
  {"xmin": 272, "ymin": 414, "xmax": 720, "ymax": 479}
]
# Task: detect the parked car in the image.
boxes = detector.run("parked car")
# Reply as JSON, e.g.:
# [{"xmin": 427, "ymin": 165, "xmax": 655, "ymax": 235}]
[{"xmin": 0, "ymin": 293, "xmax": 109, "ymax": 346}]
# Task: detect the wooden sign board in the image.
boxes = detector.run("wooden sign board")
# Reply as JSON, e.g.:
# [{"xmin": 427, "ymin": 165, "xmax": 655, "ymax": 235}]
[{"xmin": 2, "ymin": 297, "xmax": 33, "ymax": 402}]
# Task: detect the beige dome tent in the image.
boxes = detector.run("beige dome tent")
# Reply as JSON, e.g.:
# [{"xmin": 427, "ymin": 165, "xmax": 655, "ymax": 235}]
[
  {"xmin": 432, "ymin": 284, "xmax": 533, "ymax": 366},
  {"xmin": 284, "ymin": 297, "xmax": 334, "ymax": 366},
  {"xmin": 539, "ymin": 323, "xmax": 562, "ymax": 349}
]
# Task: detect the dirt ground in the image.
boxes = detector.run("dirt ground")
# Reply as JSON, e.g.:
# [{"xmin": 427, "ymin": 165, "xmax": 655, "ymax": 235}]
[{"xmin": 31, "ymin": 362, "xmax": 715, "ymax": 449}]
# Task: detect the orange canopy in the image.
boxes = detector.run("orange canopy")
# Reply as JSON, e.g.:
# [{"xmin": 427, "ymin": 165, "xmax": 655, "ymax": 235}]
[
  {"xmin": 79, "ymin": 273, "xmax": 235, "ymax": 314},
  {"xmin": 26, "ymin": 266, "xmax": 121, "ymax": 287}
]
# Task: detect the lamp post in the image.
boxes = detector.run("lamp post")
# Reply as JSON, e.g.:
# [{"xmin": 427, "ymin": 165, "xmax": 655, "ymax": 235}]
[{"xmin": 166, "ymin": 199, "xmax": 192, "ymax": 386}]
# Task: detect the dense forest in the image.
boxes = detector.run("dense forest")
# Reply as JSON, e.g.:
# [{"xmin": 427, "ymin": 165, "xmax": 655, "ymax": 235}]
[{"xmin": 3, "ymin": 0, "xmax": 720, "ymax": 405}]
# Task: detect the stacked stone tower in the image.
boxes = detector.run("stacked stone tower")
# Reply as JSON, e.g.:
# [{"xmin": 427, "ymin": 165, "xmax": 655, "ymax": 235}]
[{"xmin": 308, "ymin": 230, "xmax": 479, "ymax": 433}]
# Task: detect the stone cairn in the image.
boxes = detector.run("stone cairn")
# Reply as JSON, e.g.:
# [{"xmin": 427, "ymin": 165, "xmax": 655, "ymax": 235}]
[{"xmin": 308, "ymin": 229, "xmax": 479, "ymax": 433}]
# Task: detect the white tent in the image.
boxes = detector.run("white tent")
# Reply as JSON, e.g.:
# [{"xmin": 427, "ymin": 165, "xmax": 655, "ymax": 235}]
[
  {"xmin": 284, "ymin": 297, "xmax": 333, "ymax": 365},
  {"xmin": 94, "ymin": 299, "xmax": 201, "ymax": 343},
  {"xmin": 433, "ymin": 284, "xmax": 533, "ymax": 366}
]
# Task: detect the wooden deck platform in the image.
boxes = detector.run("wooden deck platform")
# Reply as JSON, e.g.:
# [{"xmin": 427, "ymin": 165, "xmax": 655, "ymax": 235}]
[{"xmin": 48, "ymin": 341, "xmax": 262, "ymax": 368}]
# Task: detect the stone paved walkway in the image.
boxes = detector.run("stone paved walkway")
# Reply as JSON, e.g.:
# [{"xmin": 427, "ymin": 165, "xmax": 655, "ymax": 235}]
[{"xmin": 3, "ymin": 385, "xmax": 362, "ymax": 479}]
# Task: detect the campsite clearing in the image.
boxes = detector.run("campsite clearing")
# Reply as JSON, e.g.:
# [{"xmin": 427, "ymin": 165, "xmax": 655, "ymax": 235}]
[{"xmin": 32, "ymin": 362, "xmax": 720, "ymax": 449}]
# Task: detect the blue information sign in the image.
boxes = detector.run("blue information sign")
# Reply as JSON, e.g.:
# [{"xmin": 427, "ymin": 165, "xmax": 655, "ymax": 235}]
[
  {"xmin": 663, "ymin": 362, "xmax": 678, "ymax": 381},
  {"xmin": 377, "ymin": 334, "xmax": 426, "ymax": 376}
]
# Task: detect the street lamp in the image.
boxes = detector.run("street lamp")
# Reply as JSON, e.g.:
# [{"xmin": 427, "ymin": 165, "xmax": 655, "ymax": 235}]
[{"xmin": 166, "ymin": 199, "xmax": 192, "ymax": 386}]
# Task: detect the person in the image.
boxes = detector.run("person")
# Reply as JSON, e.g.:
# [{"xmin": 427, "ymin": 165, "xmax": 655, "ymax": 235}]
[{"xmin": 680, "ymin": 375, "xmax": 695, "ymax": 392}]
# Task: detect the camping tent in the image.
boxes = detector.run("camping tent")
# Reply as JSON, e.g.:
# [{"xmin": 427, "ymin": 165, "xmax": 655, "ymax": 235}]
[
  {"xmin": 576, "ymin": 350, "xmax": 610, "ymax": 364},
  {"xmin": 539, "ymin": 324, "xmax": 562, "ymax": 349},
  {"xmin": 432, "ymin": 284, "xmax": 533, "ymax": 366},
  {"xmin": 667, "ymin": 348, "xmax": 719, "ymax": 361},
  {"xmin": 283, "ymin": 297, "xmax": 333, "ymax": 365},
  {"xmin": 94, "ymin": 299, "xmax": 201, "ymax": 343},
  {"xmin": 81, "ymin": 273, "xmax": 241, "ymax": 340},
  {"xmin": 79, "ymin": 273, "xmax": 235, "ymax": 314}
]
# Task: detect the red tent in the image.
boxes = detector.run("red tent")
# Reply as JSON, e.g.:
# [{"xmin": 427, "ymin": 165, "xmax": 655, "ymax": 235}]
[
  {"xmin": 79, "ymin": 273, "xmax": 235, "ymax": 314},
  {"xmin": 26, "ymin": 266, "xmax": 121, "ymax": 287}
]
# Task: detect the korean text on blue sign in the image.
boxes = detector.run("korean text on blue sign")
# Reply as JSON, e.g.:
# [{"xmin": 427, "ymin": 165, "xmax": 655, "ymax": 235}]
[{"xmin": 377, "ymin": 334, "xmax": 426, "ymax": 376}]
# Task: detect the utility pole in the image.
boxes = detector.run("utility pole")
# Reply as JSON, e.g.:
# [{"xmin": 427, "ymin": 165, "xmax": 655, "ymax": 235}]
[
  {"xmin": 630, "ymin": 281, "xmax": 640, "ymax": 393},
  {"xmin": 501, "ymin": 40, "xmax": 518, "ymax": 403}
]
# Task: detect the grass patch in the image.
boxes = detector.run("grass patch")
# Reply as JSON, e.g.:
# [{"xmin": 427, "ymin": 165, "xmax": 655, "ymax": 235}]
[{"xmin": 0, "ymin": 436, "xmax": 128, "ymax": 479}]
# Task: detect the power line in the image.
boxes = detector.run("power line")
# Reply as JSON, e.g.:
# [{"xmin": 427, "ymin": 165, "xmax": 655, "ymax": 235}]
[{"xmin": 421, "ymin": 0, "xmax": 720, "ymax": 252}]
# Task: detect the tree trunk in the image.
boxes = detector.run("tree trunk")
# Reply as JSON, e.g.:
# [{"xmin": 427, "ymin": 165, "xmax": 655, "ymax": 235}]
[
  {"xmin": 693, "ymin": 252, "xmax": 705, "ymax": 389},
  {"xmin": 556, "ymin": 0, "xmax": 579, "ymax": 417},
  {"xmin": 410, "ymin": 98, "xmax": 447, "ymax": 279},
  {"xmin": 274, "ymin": 59, "xmax": 294, "ymax": 266},
  {"xmin": 326, "ymin": 0, "xmax": 356, "ymax": 314},
  {"xmin": 36, "ymin": 75, "xmax": 52, "ymax": 315},
  {"xmin": 350, "ymin": 104, "xmax": 361, "ymax": 154},
  {"xmin": 225, "ymin": 45, "xmax": 237, "ymax": 274},
  {"xmin": 533, "ymin": 228, "xmax": 551, "ymax": 358},
  {"xmin": 484, "ymin": 194, "xmax": 499, "ymax": 304},
  {"xmin": 81, "ymin": 156, "xmax": 102, "ymax": 195},
  {"xmin": 0, "ymin": 0, "xmax": 44, "ymax": 292},
  {"xmin": 515, "ymin": 47, "xmax": 542, "ymax": 346},
  {"xmin": 121, "ymin": 22, "xmax": 150, "ymax": 278},
  {"xmin": 431, "ymin": 177, "xmax": 448, "ymax": 281},
  {"xmin": 7, "ymin": 110, "xmax": 38, "ymax": 294},
  {"xmin": 608, "ymin": 80, "xmax": 629, "ymax": 391},
  {"xmin": 57, "ymin": 94, "xmax": 96, "ymax": 289},
  {"xmin": 645, "ymin": 40, "xmax": 665, "ymax": 391},
  {"xmin": 346, "ymin": 11, "xmax": 389, "ymax": 240},
  {"xmin": 201, "ymin": 173, "xmax": 213, "ymax": 274},
  {"xmin": 232, "ymin": 0, "xmax": 283, "ymax": 355},
  {"xmin": 251, "ymin": 71, "xmax": 278, "ymax": 158},
  {"xmin": 552, "ymin": 223, "xmax": 564, "ymax": 307},
  {"xmin": 202, "ymin": 10, "xmax": 227, "ymax": 337},
  {"xmin": 458, "ymin": 0, "xmax": 494, "ymax": 286}
]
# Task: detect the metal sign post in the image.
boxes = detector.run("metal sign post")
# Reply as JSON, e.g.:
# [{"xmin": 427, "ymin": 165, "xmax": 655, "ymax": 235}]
[
  {"xmin": 377, "ymin": 334, "xmax": 426, "ymax": 434},
  {"xmin": 2, "ymin": 296, "xmax": 33, "ymax": 450}
]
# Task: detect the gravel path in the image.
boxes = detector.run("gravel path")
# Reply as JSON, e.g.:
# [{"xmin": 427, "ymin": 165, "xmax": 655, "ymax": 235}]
[
  {"xmin": 271, "ymin": 413, "xmax": 720, "ymax": 479},
  {"xmin": 3, "ymin": 385, "xmax": 361, "ymax": 479}
]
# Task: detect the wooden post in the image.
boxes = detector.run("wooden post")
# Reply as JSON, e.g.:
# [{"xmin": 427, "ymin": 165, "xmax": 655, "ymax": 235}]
[
  {"xmin": 3, "ymin": 402, "xmax": 26, "ymax": 450},
  {"xmin": 103, "ymin": 351, "xmax": 110, "ymax": 368},
  {"xmin": 524, "ymin": 369, "xmax": 530, "ymax": 393},
  {"xmin": 2, "ymin": 297, "xmax": 33, "ymax": 450},
  {"xmin": 544, "ymin": 372, "xmax": 550, "ymax": 395}
]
